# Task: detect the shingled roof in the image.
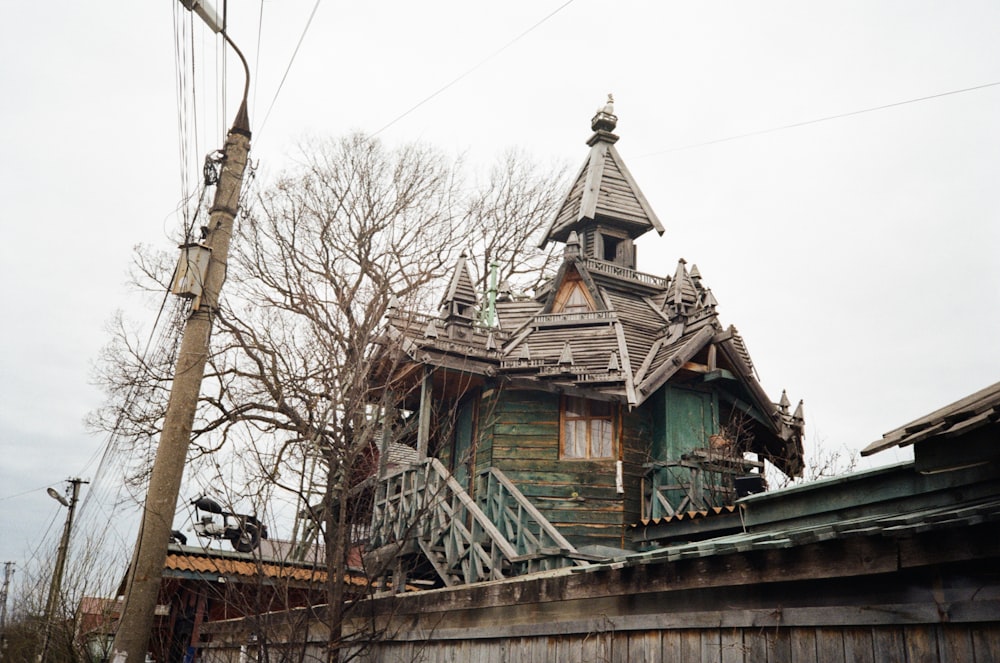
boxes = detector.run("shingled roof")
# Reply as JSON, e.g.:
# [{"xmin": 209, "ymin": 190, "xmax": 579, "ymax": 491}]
[
  {"xmin": 383, "ymin": 100, "xmax": 804, "ymax": 475},
  {"xmin": 540, "ymin": 95, "xmax": 663, "ymax": 247}
]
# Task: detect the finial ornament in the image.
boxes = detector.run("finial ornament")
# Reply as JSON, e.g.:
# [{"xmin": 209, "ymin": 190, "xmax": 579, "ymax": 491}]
[{"xmin": 590, "ymin": 93, "xmax": 618, "ymax": 134}]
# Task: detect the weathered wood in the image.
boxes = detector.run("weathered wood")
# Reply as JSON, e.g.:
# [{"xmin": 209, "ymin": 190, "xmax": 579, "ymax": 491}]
[
  {"xmin": 417, "ymin": 369, "xmax": 433, "ymax": 460},
  {"xmin": 742, "ymin": 629, "xmax": 768, "ymax": 662},
  {"xmin": 841, "ymin": 627, "xmax": 874, "ymax": 663},
  {"xmin": 971, "ymin": 625, "xmax": 1000, "ymax": 662},
  {"xmin": 720, "ymin": 629, "xmax": 744, "ymax": 663},
  {"xmin": 765, "ymin": 627, "xmax": 791, "ymax": 663},
  {"xmin": 904, "ymin": 624, "xmax": 940, "ymax": 663},
  {"xmin": 626, "ymin": 631, "xmax": 658, "ymax": 663},
  {"xmin": 702, "ymin": 629, "xmax": 722, "ymax": 663},
  {"xmin": 815, "ymin": 627, "xmax": 845, "ymax": 662},
  {"xmin": 790, "ymin": 627, "xmax": 818, "ymax": 663},
  {"xmin": 678, "ymin": 629, "xmax": 702, "ymax": 662},
  {"xmin": 936, "ymin": 625, "xmax": 974, "ymax": 663},
  {"xmin": 872, "ymin": 627, "xmax": 906, "ymax": 662}
]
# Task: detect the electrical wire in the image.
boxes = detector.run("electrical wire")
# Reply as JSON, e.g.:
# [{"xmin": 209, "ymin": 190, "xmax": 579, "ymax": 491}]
[
  {"xmin": 370, "ymin": 0, "xmax": 578, "ymax": 138},
  {"xmin": 252, "ymin": 0, "xmax": 265, "ymax": 124},
  {"xmin": 255, "ymin": 0, "xmax": 324, "ymax": 141},
  {"xmin": 639, "ymin": 80, "xmax": 1000, "ymax": 157}
]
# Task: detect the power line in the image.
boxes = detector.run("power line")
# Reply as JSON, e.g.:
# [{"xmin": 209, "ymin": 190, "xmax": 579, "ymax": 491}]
[
  {"xmin": 639, "ymin": 80, "xmax": 1000, "ymax": 157},
  {"xmin": 371, "ymin": 0, "xmax": 578, "ymax": 138},
  {"xmin": 255, "ymin": 0, "xmax": 324, "ymax": 140}
]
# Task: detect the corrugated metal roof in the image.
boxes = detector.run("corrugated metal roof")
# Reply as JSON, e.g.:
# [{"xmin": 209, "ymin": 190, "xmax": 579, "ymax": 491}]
[
  {"xmin": 582, "ymin": 492, "xmax": 1000, "ymax": 573},
  {"xmin": 635, "ymin": 505, "xmax": 737, "ymax": 527}
]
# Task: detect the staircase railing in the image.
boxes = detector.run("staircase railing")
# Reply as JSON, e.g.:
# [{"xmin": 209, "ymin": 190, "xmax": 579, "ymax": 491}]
[
  {"xmin": 476, "ymin": 467, "xmax": 585, "ymax": 573},
  {"xmin": 368, "ymin": 460, "xmax": 583, "ymax": 588},
  {"xmin": 369, "ymin": 459, "xmax": 518, "ymax": 587}
]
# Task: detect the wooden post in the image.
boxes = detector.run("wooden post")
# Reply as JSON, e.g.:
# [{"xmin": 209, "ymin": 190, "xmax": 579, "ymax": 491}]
[
  {"xmin": 378, "ymin": 393, "xmax": 395, "ymax": 480},
  {"xmin": 416, "ymin": 369, "xmax": 433, "ymax": 460}
]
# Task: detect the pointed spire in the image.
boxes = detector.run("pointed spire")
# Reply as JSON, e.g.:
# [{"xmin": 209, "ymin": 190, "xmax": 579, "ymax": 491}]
[
  {"xmin": 539, "ymin": 96, "xmax": 663, "ymax": 248},
  {"xmin": 424, "ymin": 320, "xmax": 439, "ymax": 339},
  {"xmin": 565, "ymin": 231, "xmax": 582, "ymax": 259},
  {"xmin": 672, "ymin": 259, "xmax": 688, "ymax": 305},
  {"xmin": 559, "ymin": 341, "xmax": 575, "ymax": 366},
  {"xmin": 607, "ymin": 351, "xmax": 620, "ymax": 371},
  {"xmin": 779, "ymin": 390, "xmax": 791, "ymax": 414},
  {"xmin": 440, "ymin": 251, "xmax": 477, "ymax": 323},
  {"xmin": 792, "ymin": 400, "xmax": 805, "ymax": 422},
  {"xmin": 702, "ymin": 288, "xmax": 718, "ymax": 309},
  {"xmin": 387, "ymin": 294, "xmax": 400, "ymax": 311}
]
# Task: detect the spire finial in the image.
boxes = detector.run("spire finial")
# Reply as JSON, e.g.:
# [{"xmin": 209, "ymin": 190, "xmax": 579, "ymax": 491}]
[{"xmin": 590, "ymin": 93, "xmax": 619, "ymax": 138}]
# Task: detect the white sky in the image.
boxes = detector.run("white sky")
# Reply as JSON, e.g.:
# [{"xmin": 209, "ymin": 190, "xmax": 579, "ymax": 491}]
[{"xmin": 1, "ymin": 1, "xmax": 997, "ymax": 571}]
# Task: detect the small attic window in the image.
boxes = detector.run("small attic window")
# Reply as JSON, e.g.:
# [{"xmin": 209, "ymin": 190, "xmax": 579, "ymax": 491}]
[{"xmin": 601, "ymin": 234, "xmax": 621, "ymax": 262}]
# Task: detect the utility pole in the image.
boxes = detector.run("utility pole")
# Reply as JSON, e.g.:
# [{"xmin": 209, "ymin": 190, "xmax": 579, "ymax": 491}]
[
  {"xmin": 0, "ymin": 561, "xmax": 13, "ymax": 663},
  {"xmin": 110, "ymin": 4, "xmax": 251, "ymax": 662},
  {"xmin": 38, "ymin": 478, "xmax": 86, "ymax": 663}
]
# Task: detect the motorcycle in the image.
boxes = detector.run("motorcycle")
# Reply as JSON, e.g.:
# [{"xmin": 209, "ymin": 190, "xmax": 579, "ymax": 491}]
[{"xmin": 190, "ymin": 495, "xmax": 268, "ymax": 552}]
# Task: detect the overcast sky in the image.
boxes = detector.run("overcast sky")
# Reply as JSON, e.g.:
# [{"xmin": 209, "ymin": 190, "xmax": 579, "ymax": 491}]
[{"xmin": 1, "ymin": 2, "xmax": 997, "ymax": 576}]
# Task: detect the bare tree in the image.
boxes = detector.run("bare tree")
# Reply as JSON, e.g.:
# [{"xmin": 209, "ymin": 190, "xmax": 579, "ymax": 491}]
[
  {"xmin": 462, "ymin": 148, "xmax": 567, "ymax": 297},
  {"xmin": 87, "ymin": 132, "xmax": 565, "ymax": 661}
]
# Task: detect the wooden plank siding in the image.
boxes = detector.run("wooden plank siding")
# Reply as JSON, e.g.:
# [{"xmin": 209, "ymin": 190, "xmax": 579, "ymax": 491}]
[{"xmin": 477, "ymin": 388, "xmax": 631, "ymax": 549}]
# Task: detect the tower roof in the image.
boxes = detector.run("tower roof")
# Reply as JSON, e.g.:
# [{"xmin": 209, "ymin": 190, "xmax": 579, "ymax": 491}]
[
  {"xmin": 439, "ymin": 252, "xmax": 478, "ymax": 321},
  {"xmin": 540, "ymin": 96, "xmax": 664, "ymax": 247}
]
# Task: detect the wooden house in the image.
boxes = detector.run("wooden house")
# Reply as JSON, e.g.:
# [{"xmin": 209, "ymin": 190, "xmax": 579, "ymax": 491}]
[{"xmin": 366, "ymin": 99, "xmax": 805, "ymax": 590}]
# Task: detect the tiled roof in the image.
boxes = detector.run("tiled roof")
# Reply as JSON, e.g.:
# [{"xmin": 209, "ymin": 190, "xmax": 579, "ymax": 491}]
[{"xmin": 163, "ymin": 551, "xmax": 329, "ymax": 583}]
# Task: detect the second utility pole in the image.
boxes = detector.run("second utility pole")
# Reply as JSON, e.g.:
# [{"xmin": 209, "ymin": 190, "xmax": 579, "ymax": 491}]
[
  {"xmin": 38, "ymin": 478, "xmax": 85, "ymax": 663},
  {"xmin": 110, "ymin": 7, "xmax": 252, "ymax": 660}
]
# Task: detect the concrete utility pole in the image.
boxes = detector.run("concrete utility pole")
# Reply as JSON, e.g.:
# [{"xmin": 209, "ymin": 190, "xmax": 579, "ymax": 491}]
[
  {"xmin": 38, "ymin": 478, "xmax": 86, "ymax": 663},
  {"xmin": 110, "ymin": 5, "xmax": 251, "ymax": 661},
  {"xmin": 0, "ymin": 561, "xmax": 13, "ymax": 663}
]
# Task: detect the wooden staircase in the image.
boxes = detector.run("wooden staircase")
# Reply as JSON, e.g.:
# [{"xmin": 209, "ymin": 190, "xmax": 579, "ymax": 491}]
[{"xmin": 366, "ymin": 459, "xmax": 584, "ymax": 592}]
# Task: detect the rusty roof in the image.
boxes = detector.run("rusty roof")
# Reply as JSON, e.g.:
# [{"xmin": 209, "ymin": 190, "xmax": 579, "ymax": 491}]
[{"xmin": 163, "ymin": 551, "xmax": 328, "ymax": 584}]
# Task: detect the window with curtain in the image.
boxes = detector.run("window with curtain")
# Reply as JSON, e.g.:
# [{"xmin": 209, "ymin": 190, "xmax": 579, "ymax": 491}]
[{"xmin": 561, "ymin": 396, "xmax": 615, "ymax": 459}]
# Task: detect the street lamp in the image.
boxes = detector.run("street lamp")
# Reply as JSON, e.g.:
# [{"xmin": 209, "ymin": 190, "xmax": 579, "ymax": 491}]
[{"xmin": 38, "ymin": 479, "xmax": 84, "ymax": 663}]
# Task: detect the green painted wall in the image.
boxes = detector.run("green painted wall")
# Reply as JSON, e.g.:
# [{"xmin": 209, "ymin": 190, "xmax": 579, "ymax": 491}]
[
  {"xmin": 477, "ymin": 388, "xmax": 625, "ymax": 550},
  {"xmin": 652, "ymin": 385, "xmax": 719, "ymax": 461},
  {"xmin": 456, "ymin": 384, "xmax": 724, "ymax": 550}
]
